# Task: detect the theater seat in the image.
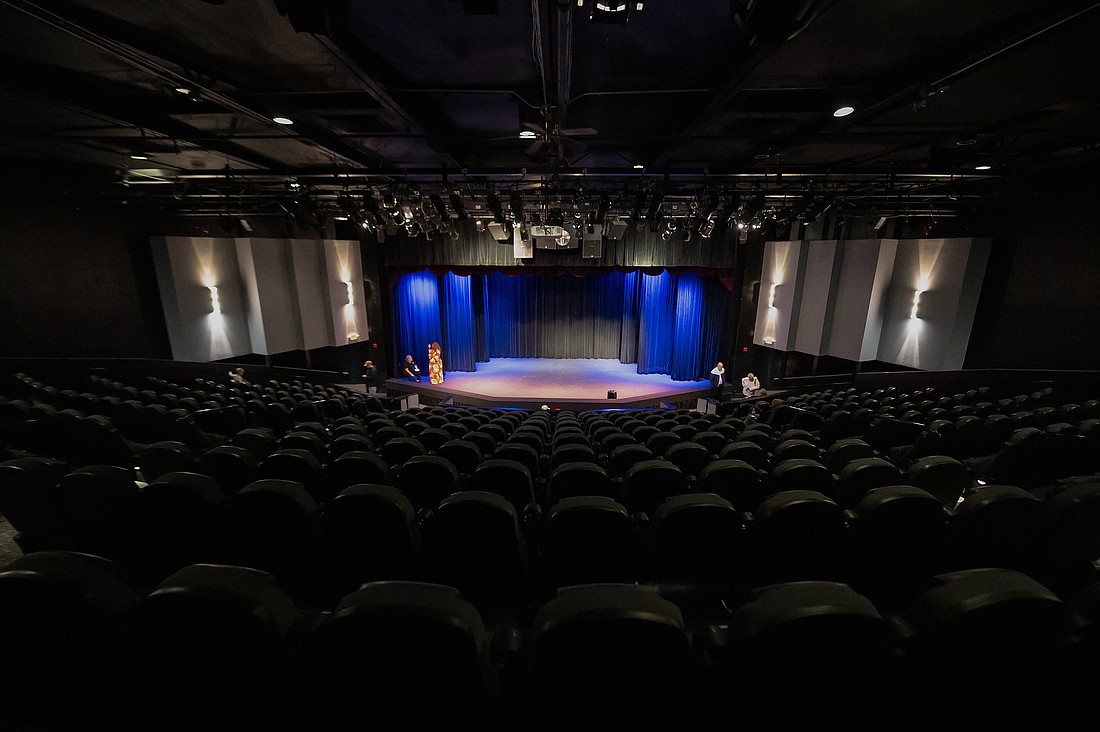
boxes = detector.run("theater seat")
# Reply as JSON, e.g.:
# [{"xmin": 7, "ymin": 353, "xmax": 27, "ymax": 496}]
[
  {"xmin": 131, "ymin": 564, "xmax": 302, "ymax": 728},
  {"xmin": 526, "ymin": 584, "xmax": 690, "ymax": 730},
  {"xmin": 723, "ymin": 581, "xmax": 892, "ymax": 728},
  {"xmin": 0, "ymin": 551, "xmax": 137, "ymax": 728},
  {"xmin": 305, "ymin": 581, "xmax": 498, "ymax": 731},
  {"xmin": 540, "ymin": 496, "xmax": 633, "ymax": 592}
]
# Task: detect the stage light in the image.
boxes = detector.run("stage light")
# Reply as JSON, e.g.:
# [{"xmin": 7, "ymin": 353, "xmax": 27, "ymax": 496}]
[
  {"xmin": 519, "ymin": 130, "xmax": 537, "ymax": 139},
  {"xmin": 591, "ymin": 1, "xmax": 629, "ymax": 23},
  {"xmin": 661, "ymin": 220, "xmax": 676, "ymax": 241},
  {"xmin": 475, "ymin": 219, "xmax": 486, "ymax": 233},
  {"xmin": 975, "ymin": 164, "xmax": 992, "ymax": 170},
  {"xmin": 910, "ymin": 289, "xmax": 922, "ymax": 319},
  {"xmin": 956, "ymin": 133, "xmax": 978, "ymax": 146},
  {"xmin": 630, "ymin": 190, "xmax": 646, "ymax": 221},
  {"xmin": 509, "ymin": 192, "xmax": 525, "ymax": 222},
  {"xmin": 833, "ymin": 105, "xmax": 855, "ymax": 117},
  {"xmin": 633, "ymin": 163, "xmax": 644, "ymax": 169},
  {"xmin": 272, "ymin": 116, "xmax": 294, "ymax": 125},
  {"xmin": 768, "ymin": 283, "xmax": 778, "ymax": 309},
  {"xmin": 448, "ymin": 191, "xmax": 467, "ymax": 219},
  {"xmin": 429, "ymin": 193, "xmax": 449, "ymax": 220},
  {"xmin": 487, "ymin": 191, "xmax": 505, "ymax": 222},
  {"xmin": 646, "ymin": 190, "xmax": 664, "ymax": 232},
  {"xmin": 209, "ymin": 286, "xmax": 221, "ymax": 315},
  {"xmin": 596, "ymin": 190, "xmax": 610, "ymax": 223}
]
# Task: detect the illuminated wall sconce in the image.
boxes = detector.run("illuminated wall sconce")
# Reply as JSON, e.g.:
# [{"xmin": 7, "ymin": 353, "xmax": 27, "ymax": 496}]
[
  {"xmin": 209, "ymin": 285, "xmax": 221, "ymax": 315},
  {"xmin": 768, "ymin": 283, "xmax": 778, "ymax": 309},
  {"xmin": 347, "ymin": 332, "xmax": 360, "ymax": 342},
  {"xmin": 910, "ymin": 289, "xmax": 923, "ymax": 319},
  {"xmin": 763, "ymin": 336, "xmax": 776, "ymax": 345},
  {"xmin": 344, "ymin": 280, "xmax": 354, "ymax": 306}
]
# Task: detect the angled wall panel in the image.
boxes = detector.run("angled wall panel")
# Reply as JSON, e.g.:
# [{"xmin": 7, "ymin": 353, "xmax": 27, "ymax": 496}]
[
  {"xmin": 876, "ymin": 237, "xmax": 992, "ymax": 370},
  {"xmin": 290, "ymin": 239, "xmax": 332, "ymax": 351},
  {"xmin": 235, "ymin": 238, "xmax": 302, "ymax": 355},
  {"xmin": 321, "ymin": 239, "xmax": 369, "ymax": 347},
  {"xmin": 754, "ymin": 240, "xmax": 803, "ymax": 350},
  {"xmin": 792, "ymin": 240, "xmax": 839, "ymax": 356},
  {"xmin": 150, "ymin": 236, "xmax": 252, "ymax": 362}
]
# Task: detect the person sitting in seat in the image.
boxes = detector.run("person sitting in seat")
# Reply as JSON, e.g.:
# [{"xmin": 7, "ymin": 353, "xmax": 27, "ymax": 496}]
[{"xmin": 742, "ymin": 372, "xmax": 762, "ymax": 398}]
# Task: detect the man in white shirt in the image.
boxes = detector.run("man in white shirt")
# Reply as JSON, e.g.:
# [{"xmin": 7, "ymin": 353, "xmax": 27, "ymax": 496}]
[
  {"xmin": 742, "ymin": 372, "xmax": 761, "ymax": 398},
  {"xmin": 709, "ymin": 362, "xmax": 726, "ymax": 399}
]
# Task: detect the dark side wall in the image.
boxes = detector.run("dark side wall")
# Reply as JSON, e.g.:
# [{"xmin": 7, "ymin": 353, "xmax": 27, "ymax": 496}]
[
  {"xmin": 965, "ymin": 180, "xmax": 1100, "ymax": 370},
  {"xmin": 0, "ymin": 187, "xmax": 171, "ymax": 358}
]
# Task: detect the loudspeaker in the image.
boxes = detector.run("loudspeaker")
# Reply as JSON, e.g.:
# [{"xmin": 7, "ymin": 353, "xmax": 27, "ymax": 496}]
[
  {"xmin": 603, "ymin": 219, "xmax": 628, "ymax": 240},
  {"xmin": 581, "ymin": 236, "xmax": 603, "ymax": 258},
  {"xmin": 486, "ymin": 221, "xmax": 512, "ymax": 242},
  {"xmin": 607, "ymin": 390, "xmax": 617, "ymax": 399}
]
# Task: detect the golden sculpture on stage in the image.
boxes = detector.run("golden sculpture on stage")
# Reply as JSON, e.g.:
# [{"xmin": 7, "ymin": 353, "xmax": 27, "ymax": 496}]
[{"xmin": 428, "ymin": 341, "xmax": 444, "ymax": 385}]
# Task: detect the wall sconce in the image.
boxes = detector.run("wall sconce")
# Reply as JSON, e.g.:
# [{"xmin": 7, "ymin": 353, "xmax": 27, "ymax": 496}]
[
  {"xmin": 209, "ymin": 285, "xmax": 221, "ymax": 315},
  {"xmin": 910, "ymin": 289, "xmax": 923, "ymax": 319},
  {"xmin": 344, "ymin": 280, "xmax": 354, "ymax": 306},
  {"xmin": 763, "ymin": 336, "xmax": 776, "ymax": 345},
  {"xmin": 768, "ymin": 283, "xmax": 778, "ymax": 309},
  {"xmin": 347, "ymin": 332, "xmax": 359, "ymax": 342}
]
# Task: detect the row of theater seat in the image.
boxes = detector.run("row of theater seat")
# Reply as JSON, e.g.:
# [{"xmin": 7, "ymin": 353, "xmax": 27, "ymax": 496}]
[
  {"xmin": 4, "ymin": 447, "xmax": 1100, "ymax": 617},
  {"xmin": 1, "ymin": 553, "xmax": 1099, "ymax": 730}
]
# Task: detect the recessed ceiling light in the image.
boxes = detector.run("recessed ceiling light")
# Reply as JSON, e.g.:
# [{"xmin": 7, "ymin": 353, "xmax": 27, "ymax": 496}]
[
  {"xmin": 975, "ymin": 164, "xmax": 992, "ymax": 170},
  {"xmin": 955, "ymin": 134, "xmax": 978, "ymax": 146},
  {"xmin": 130, "ymin": 154, "xmax": 148, "ymax": 160},
  {"xmin": 174, "ymin": 86, "xmax": 191, "ymax": 95},
  {"xmin": 833, "ymin": 105, "xmax": 855, "ymax": 117},
  {"xmin": 633, "ymin": 164, "xmax": 644, "ymax": 169},
  {"xmin": 272, "ymin": 116, "xmax": 294, "ymax": 125},
  {"xmin": 519, "ymin": 130, "xmax": 537, "ymax": 139}
]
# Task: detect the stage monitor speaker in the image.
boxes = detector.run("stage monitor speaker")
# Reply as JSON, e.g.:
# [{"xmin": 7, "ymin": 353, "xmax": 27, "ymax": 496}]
[
  {"xmin": 603, "ymin": 219, "xmax": 628, "ymax": 240},
  {"xmin": 607, "ymin": 390, "xmax": 617, "ymax": 399},
  {"xmin": 581, "ymin": 236, "xmax": 603, "ymax": 258},
  {"xmin": 487, "ymin": 221, "xmax": 512, "ymax": 242}
]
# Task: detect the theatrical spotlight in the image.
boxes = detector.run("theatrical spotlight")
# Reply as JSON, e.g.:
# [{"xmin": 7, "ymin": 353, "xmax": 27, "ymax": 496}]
[
  {"xmin": 448, "ymin": 191, "xmax": 467, "ymax": 219},
  {"xmin": 429, "ymin": 193, "xmax": 449, "ymax": 221},
  {"xmin": 630, "ymin": 189, "xmax": 647, "ymax": 222},
  {"xmin": 487, "ymin": 191, "xmax": 505, "ymax": 223},
  {"xmin": 475, "ymin": 219, "xmax": 487, "ymax": 233},
  {"xmin": 646, "ymin": 189, "xmax": 664, "ymax": 232},
  {"xmin": 509, "ymin": 192, "xmax": 525, "ymax": 223},
  {"xmin": 661, "ymin": 219, "xmax": 677, "ymax": 241}
]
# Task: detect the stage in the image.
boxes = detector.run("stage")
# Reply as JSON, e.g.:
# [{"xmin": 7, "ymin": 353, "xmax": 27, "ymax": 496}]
[{"xmin": 343, "ymin": 358, "xmax": 715, "ymax": 411}]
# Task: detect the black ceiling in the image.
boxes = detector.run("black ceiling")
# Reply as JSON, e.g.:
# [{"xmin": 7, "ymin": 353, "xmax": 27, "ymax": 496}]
[{"xmin": 2, "ymin": 0, "xmax": 1099, "ymax": 222}]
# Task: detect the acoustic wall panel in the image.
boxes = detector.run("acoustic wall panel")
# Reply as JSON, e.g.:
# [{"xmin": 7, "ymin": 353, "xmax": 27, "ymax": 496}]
[
  {"xmin": 321, "ymin": 239, "xmax": 369, "ymax": 346},
  {"xmin": 235, "ymin": 238, "xmax": 301, "ymax": 355},
  {"xmin": 753, "ymin": 240, "xmax": 804, "ymax": 350},
  {"xmin": 290, "ymin": 239, "xmax": 332, "ymax": 351},
  {"xmin": 824, "ymin": 239, "xmax": 897, "ymax": 362},
  {"xmin": 149, "ymin": 236, "xmax": 252, "ymax": 362},
  {"xmin": 791, "ymin": 240, "xmax": 839, "ymax": 356},
  {"xmin": 876, "ymin": 237, "xmax": 992, "ymax": 370}
]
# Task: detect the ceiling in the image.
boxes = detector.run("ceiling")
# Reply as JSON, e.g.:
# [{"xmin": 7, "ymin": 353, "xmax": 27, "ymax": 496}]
[{"xmin": 2, "ymin": 0, "xmax": 1100, "ymax": 228}]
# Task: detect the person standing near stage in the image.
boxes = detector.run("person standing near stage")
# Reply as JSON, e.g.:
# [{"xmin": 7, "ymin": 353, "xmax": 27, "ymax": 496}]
[
  {"xmin": 401, "ymin": 354, "xmax": 421, "ymax": 382},
  {"xmin": 362, "ymin": 360, "xmax": 382, "ymax": 394},
  {"xmin": 709, "ymin": 361, "xmax": 726, "ymax": 399},
  {"xmin": 428, "ymin": 342, "xmax": 444, "ymax": 385},
  {"xmin": 742, "ymin": 372, "xmax": 761, "ymax": 398}
]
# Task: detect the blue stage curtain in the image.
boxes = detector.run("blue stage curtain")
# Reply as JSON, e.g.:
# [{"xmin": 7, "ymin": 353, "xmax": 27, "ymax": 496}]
[
  {"xmin": 636, "ymin": 271, "xmax": 676, "ymax": 375},
  {"xmin": 394, "ymin": 270, "xmax": 441, "ymax": 371},
  {"xmin": 619, "ymin": 270, "xmax": 639, "ymax": 364},
  {"xmin": 442, "ymin": 272, "xmax": 477, "ymax": 372},
  {"xmin": 670, "ymin": 272, "xmax": 706, "ymax": 381},
  {"xmin": 396, "ymin": 267, "xmax": 731, "ymax": 378},
  {"xmin": 484, "ymin": 272, "xmax": 624, "ymax": 358}
]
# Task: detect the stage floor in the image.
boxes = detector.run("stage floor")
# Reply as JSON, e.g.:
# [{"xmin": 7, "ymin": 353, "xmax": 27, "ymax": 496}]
[{"xmin": 347, "ymin": 358, "xmax": 714, "ymax": 410}]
